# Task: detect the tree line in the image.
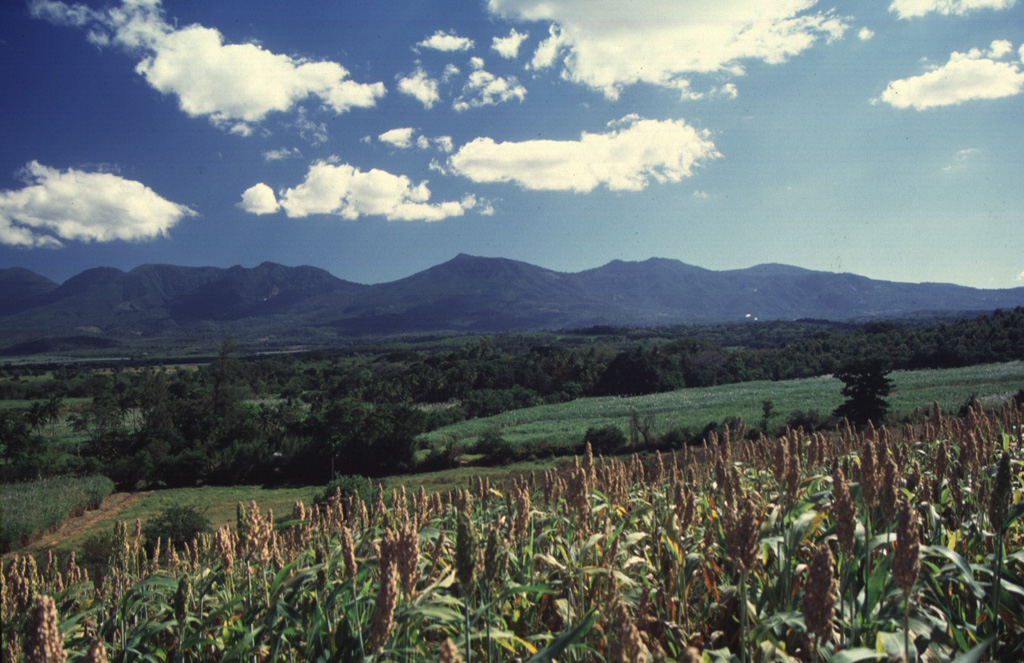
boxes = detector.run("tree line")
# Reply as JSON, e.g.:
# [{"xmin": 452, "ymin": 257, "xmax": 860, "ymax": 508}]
[{"xmin": 1, "ymin": 308, "xmax": 1022, "ymax": 488}]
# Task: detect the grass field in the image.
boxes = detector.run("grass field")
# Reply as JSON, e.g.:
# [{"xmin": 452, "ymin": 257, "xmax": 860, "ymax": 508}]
[
  {"xmin": 2, "ymin": 459, "xmax": 553, "ymax": 560},
  {"xmin": 419, "ymin": 360, "xmax": 1024, "ymax": 449},
  {"xmin": 5, "ymin": 361, "xmax": 1023, "ymax": 560}
]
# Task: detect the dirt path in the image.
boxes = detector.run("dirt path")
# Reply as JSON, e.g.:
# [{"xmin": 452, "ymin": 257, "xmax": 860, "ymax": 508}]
[{"xmin": 5, "ymin": 491, "xmax": 148, "ymax": 559}]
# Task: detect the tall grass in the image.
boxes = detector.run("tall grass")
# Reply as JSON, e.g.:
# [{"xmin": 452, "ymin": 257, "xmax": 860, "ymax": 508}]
[
  {"xmin": 2, "ymin": 397, "xmax": 1022, "ymax": 662},
  {"xmin": 1, "ymin": 475, "xmax": 114, "ymax": 552}
]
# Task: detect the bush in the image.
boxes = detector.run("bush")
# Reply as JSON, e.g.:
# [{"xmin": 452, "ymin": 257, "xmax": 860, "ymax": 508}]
[
  {"xmin": 584, "ymin": 425, "xmax": 627, "ymax": 455},
  {"xmin": 475, "ymin": 429, "xmax": 516, "ymax": 464},
  {"xmin": 80, "ymin": 531, "xmax": 115, "ymax": 566},
  {"xmin": 787, "ymin": 409, "xmax": 825, "ymax": 432},
  {"xmin": 419, "ymin": 437, "xmax": 463, "ymax": 471},
  {"xmin": 660, "ymin": 426, "xmax": 698, "ymax": 449},
  {"xmin": 142, "ymin": 505, "xmax": 211, "ymax": 548},
  {"xmin": 314, "ymin": 473, "xmax": 372, "ymax": 506}
]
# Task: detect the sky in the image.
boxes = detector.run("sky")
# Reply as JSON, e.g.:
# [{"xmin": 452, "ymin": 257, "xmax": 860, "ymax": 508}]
[{"xmin": 1, "ymin": 0, "xmax": 1022, "ymax": 289}]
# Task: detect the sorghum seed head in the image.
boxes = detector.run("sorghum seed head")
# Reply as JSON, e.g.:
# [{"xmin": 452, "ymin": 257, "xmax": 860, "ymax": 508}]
[
  {"xmin": 893, "ymin": 500, "xmax": 920, "ymax": 596},
  {"xmin": 802, "ymin": 544, "xmax": 837, "ymax": 642},
  {"xmin": 832, "ymin": 467, "xmax": 856, "ymax": 555},
  {"xmin": 25, "ymin": 594, "xmax": 64, "ymax": 663},
  {"xmin": 990, "ymin": 452, "xmax": 1012, "ymax": 534}
]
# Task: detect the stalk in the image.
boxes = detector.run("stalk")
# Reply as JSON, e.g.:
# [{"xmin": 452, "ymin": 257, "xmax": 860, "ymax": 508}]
[{"xmin": 739, "ymin": 570, "xmax": 749, "ymax": 663}]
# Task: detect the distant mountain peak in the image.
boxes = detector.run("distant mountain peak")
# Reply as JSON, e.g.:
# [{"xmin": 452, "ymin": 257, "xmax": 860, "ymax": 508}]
[{"xmin": 1, "ymin": 256, "xmax": 1023, "ymax": 344}]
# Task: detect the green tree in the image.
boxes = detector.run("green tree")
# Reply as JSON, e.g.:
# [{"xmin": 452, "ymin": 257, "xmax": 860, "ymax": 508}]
[{"xmin": 832, "ymin": 359, "xmax": 892, "ymax": 427}]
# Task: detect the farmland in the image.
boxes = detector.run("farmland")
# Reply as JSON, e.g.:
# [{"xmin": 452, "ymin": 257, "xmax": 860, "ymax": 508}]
[
  {"xmin": 2, "ymin": 399, "xmax": 1021, "ymax": 662},
  {"xmin": 421, "ymin": 360, "xmax": 1024, "ymax": 450}
]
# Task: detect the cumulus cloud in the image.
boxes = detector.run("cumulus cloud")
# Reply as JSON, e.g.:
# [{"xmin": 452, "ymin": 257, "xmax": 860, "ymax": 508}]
[
  {"xmin": 379, "ymin": 127, "xmax": 416, "ymax": 149},
  {"xmin": 397, "ymin": 67, "xmax": 441, "ymax": 108},
  {"xmin": 417, "ymin": 30, "xmax": 475, "ymax": 52},
  {"xmin": 238, "ymin": 183, "xmax": 280, "ymax": 214},
  {"xmin": 30, "ymin": 0, "xmax": 385, "ymax": 134},
  {"xmin": 454, "ymin": 67, "xmax": 527, "ymax": 111},
  {"xmin": 492, "ymin": 28, "xmax": 529, "ymax": 58},
  {"xmin": 263, "ymin": 147, "xmax": 301, "ymax": 161},
  {"xmin": 0, "ymin": 161, "xmax": 194, "ymax": 247},
  {"xmin": 858, "ymin": 27, "xmax": 875, "ymax": 40},
  {"xmin": 448, "ymin": 115, "xmax": 719, "ymax": 192},
  {"xmin": 877, "ymin": 43, "xmax": 1024, "ymax": 109},
  {"xmin": 889, "ymin": 0, "xmax": 1016, "ymax": 19},
  {"xmin": 244, "ymin": 159, "xmax": 478, "ymax": 222},
  {"xmin": 989, "ymin": 39, "xmax": 1013, "ymax": 58},
  {"xmin": 487, "ymin": 0, "xmax": 848, "ymax": 98}
]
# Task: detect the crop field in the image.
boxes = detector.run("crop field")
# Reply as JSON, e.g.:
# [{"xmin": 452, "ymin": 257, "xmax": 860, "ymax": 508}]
[
  {"xmin": 420, "ymin": 361, "xmax": 1024, "ymax": 450},
  {"xmin": 2, "ymin": 400, "xmax": 1022, "ymax": 662},
  {"xmin": 0, "ymin": 475, "xmax": 114, "ymax": 553}
]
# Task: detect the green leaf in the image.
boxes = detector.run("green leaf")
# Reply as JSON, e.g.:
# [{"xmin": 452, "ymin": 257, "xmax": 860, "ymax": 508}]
[
  {"xmin": 825, "ymin": 647, "xmax": 883, "ymax": 663},
  {"xmin": 948, "ymin": 638, "xmax": 994, "ymax": 663},
  {"xmin": 1001, "ymin": 500, "xmax": 1024, "ymax": 531},
  {"xmin": 921, "ymin": 545, "xmax": 985, "ymax": 600},
  {"xmin": 524, "ymin": 609, "xmax": 598, "ymax": 663}
]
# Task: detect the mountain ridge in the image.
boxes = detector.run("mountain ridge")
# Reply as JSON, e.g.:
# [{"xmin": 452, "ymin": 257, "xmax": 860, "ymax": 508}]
[{"xmin": 2, "ymin": 255, "xmax": 1023, "ymax": 347}]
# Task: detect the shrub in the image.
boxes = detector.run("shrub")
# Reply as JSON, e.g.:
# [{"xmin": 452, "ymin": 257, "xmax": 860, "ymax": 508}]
[
  {"xmin": 142, "ymin": 505, "xmax": 211, "ymax": 548},
  {"xmin": 314, "ymin": 473, "xmax": 372, "ymax": 506},
  {"xmin": 475, "ymin": 429, "xmax": 516, "ymax": 464},
  {"xmin": 584, "ymin": 424, "xmax": 627, "ymax": 455},
  {"xmin": 419, "ymin": 437, "xmax": 463, "ymax": 471}
]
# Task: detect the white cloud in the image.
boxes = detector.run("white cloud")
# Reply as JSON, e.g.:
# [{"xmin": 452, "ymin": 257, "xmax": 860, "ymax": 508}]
[
  {"xmin": 417, "ymin": 30, "xmax": 475, "ymax": 52},
  {"xmin": 470, "ymin": 56, "xmax": 486, "ymax": 70},
  {"xmin": 877, "ymin": 45, "xmax": 1024, "ymax": 109},
  {"xmin": 889, "ymin": 0, "xmax": 1016, "ymax": 19},
  {"xmin": 693, "ymin": 190, "xmax": 710, "ymax": 199},
  {"xmin": 0, "ymin": 161, "xmax": 194, "ymax": 247},
  {"xmin": 454, "ymin": 69, "xmax": 527, "ymax": 111},
  {"xmin": 31, "ymin": 1, "xmax": 385, "ymax": 134},
  {"xmin": 379, "ymin": 127, "xmax": 416, "ymax": 149},
  {"xmin": 414, "ymin": 135, "xmax": 454, "ymax": 152},
  {"xmin": 942, "ymin": 147, "xmax": 978, "ymax": 171},
  {"xmin": 250, "ymin": 159, "xmax": 477, "ymax": 222},
  {"xmin": 1017, "ymin": 269, "xmax": 1024, "ymax": 282},
  {"xmin": 443, "ymin": 64, "xmax": 461, "ymax": 80},
  {"xmin": 263, "ymin": 147, "xmax": 301, "ymax": 161},
  {"xmin": 989, "ymin": 39, "xmax": 1013, "ymax": 58},
  {"xmin": 434, "ymin": 136, "xmax": 455, "ymax": 153},
  {"xmin": 858, "ymin": 27, "xmax": 875, "ymax": 40},
  {"xmin": 492, "ymin": 28, "xmax": 529, "ymax": 59},
  {"xmin": 397, "ymin": 67, "xmax": 441, "ymax": 109},
  {"xmin": 238, "ymin": 183, "xmax": 280, "ymax": 214},
  {"xmin": 448, "ymin": 115, "xmax": 719, "ymax": 192},
  {"xmin": 530, "ymin": 24, "xmax": 567, "ymax": 70},
  {"xmin": 488, "ymin": 0, "xmax": 848, "ymax": 98}
]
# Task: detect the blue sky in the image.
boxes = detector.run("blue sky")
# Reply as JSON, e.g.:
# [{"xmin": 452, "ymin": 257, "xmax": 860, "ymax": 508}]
[{"xmin": 1, "ymin": 0, "xmax": 1022, "ymax": 288}]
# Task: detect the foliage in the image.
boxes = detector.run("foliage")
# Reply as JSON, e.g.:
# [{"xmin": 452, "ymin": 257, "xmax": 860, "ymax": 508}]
[
  {"xmin": 0, "ymin": 475, "xmax": 113, "ymax": 552},
  {"xmin": 3, "ymin": 400, "xmax": 1023, "ymax": 662},
  {"xmin": 832, "ymin": 359, "xmax": 893, "ymax": 427},
  {"xmin": 314, "ymin": 474, "xmax": 372, "ymax": 506},
  {"xmin": 583, "ymin": 424, "xmax": 627, "ymax": 454},
  {"xmin": 474, "ymin": 428, "xmax": 517, "ymax": 463},
  {"xmin": 142, "ymin": 504, "xmax": 212, "ymax": 548}
]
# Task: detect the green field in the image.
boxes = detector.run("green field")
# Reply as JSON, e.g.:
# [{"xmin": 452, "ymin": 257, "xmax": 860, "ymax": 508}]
[{"xmin": 420, "ymin": 360, "xmax": 1024, "ymax": 449}]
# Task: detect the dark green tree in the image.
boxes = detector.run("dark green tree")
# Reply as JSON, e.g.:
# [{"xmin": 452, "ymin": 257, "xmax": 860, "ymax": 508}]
[{"xmin": 832, "ymin": 359, "xmax": 892, "ymax": 427}]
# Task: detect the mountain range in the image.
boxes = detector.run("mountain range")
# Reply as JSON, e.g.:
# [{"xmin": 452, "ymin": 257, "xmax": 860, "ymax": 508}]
[{"xmin": 2, "ymin": 254, "xmax": 1023, "ymax": 351}]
